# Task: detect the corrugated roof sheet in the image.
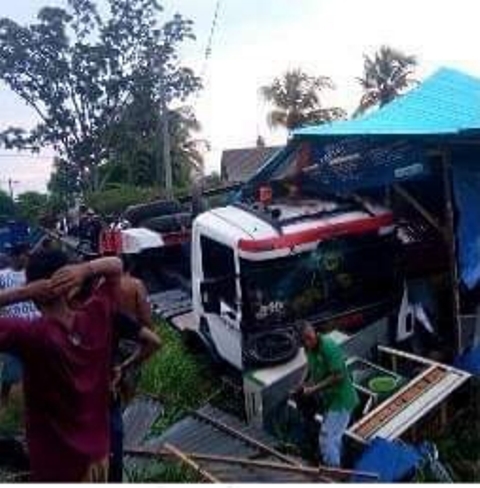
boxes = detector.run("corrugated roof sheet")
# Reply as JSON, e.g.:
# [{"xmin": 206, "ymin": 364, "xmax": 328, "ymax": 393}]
[
  {"xmin": 294, "ymin": 68, "xmax": 480, "ymax": 138},
  {"xmin": 221, "ymin": 146, "xmax": 282, "ymax": 182}
]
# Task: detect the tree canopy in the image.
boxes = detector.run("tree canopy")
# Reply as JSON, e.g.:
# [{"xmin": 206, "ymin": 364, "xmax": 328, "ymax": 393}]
[
  {"xmin": 355, "ymin": 45, "xmax": 417, "ymax": 116},
  {"xmin": 260, "ymin": 69, "xmax": 346, "ymax": 131},
  {"xmin": 0, "ymin": 189, "xmax": 16, "ymax": 222},
  {"xmin": 0, "ymin": 0, "xmax": 202, "ymax": 194}
]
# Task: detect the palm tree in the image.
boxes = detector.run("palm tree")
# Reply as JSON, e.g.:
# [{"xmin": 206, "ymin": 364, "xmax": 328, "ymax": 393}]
[
  {"xmin": 260, "ymin": 69, "xmax": 346, "ymax": 131},
  {"xmin": 355, "ymin": 45, "xmax": 417, "ymax": 116}
]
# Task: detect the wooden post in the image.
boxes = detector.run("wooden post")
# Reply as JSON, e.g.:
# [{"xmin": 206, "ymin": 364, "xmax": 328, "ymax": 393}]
[{"xmin": 441, "ymin": 148, "xmax": 462, "ymax": 355}]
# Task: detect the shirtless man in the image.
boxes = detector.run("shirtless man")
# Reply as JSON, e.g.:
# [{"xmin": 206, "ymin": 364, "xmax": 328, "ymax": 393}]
[{"xmin": 111, "ymin": 254, "xmax": 158, "ymax": 481}]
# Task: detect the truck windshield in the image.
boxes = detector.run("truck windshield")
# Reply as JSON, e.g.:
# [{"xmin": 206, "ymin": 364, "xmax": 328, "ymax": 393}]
[{"xmin": 240, "ymin": 233, "xmax": 399, "ymax": 327}]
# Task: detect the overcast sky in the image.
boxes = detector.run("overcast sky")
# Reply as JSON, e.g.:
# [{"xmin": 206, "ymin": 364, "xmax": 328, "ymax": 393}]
[{"xmin": 1, "ymin": 0, "xmax": 480, "ymax": 195}]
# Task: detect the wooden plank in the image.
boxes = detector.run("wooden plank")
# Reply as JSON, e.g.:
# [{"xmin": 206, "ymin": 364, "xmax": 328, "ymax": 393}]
[
  {"xmin": 192, "ymin": 410, "xmax": 302, "ymax": 467},
  {"xmin": 163, "ymin": 443, "xmax": 220, "ymax": 483},
  {"xmin": 372, "ymin": 372, "xmax": 468, "ymax": 439},
  {"xmin": 350, "ymin": 365, "xmax": 446, "ymax": 439},
  {"xmin": 377, "ymin": 345, "xmax": 472, "ymax": 376}
]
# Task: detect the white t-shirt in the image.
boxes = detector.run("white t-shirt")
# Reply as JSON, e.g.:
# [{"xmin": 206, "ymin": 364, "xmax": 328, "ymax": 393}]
[{"xmin": 0, "ymin": 268, "xmax": 40, "ymax": 319}]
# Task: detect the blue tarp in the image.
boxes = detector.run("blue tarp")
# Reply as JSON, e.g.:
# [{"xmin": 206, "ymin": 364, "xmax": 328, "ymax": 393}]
[
  {"xmin": 352, "ymin": 437, "xmax": 422, "ymax": 482},
  {"xmin": 454, "ymin": 344, "xmax": 480, "ymax": 375},
  {"xmin": 452, "ymin": 149, "xmax": 480, "ymax": 289}
]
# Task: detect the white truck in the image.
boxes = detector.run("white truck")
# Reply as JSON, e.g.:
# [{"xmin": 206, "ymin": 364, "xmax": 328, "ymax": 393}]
[
  {"xmin": 188, "ymin": 196, "xmax": 398, "ymax": 371},
  {"xmin": 104, "ymin": 189, "xmax": 470, "ymax": 447}
]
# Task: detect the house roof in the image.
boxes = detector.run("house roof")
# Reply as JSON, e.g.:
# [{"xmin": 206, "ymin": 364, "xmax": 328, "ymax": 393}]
[
  {"xmin": 293, "ymin": 67, "xmax": 480, "ymax": 139},
  {"xmin": 221, "ymin": 146, "xmax": 282, "ymax": 182}
]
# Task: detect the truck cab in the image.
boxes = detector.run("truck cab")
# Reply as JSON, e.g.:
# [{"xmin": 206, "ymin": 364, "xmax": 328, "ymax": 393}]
[{"xmin": 191, "ymin": 196, "xmax": 400, "ymax": 371}]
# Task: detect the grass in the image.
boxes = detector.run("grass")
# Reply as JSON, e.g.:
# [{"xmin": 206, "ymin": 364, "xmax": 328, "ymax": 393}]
[
  {"xmin": 127, "ymin": 319, "xmax": 222, "ymax": 482},
  {"xmin": 139, "ymin": 320, "xmax": 221, "ymax": 434},
  {"xmin": 125, "ymin": 459, "xmax": 202, "ymax": 483},
  {"xmin": 431, "ymin": 406, "xmax": 480, "ymax": 481},
  {"xmin": 0, "ymin": 391, "xmax": 24, "ymax": 436}
]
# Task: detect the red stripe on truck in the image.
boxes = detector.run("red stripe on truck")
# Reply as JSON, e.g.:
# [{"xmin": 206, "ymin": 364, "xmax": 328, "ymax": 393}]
[{"xmin": 238, "ymin": 213, "xmax": 394, "ymax": 253}]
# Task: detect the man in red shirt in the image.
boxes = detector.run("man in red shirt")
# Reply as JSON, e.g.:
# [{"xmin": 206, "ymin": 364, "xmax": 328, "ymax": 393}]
[{"xmin": 0, "ymin": 249, "xmax": 122, "ymax": 482}]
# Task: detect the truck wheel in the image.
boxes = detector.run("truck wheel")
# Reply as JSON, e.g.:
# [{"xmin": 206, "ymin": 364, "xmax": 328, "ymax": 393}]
[
  {"xmin": 124, "ymin": 200, "xmax": 183, "ymax": 226},
  {"xmin": 141, "ymin": 213, "xmax": 192, "ymax": 233}
]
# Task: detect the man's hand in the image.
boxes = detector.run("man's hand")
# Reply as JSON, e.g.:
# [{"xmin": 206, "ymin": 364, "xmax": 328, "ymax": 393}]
[
  {"xmin": 51, "ymin": 265, "xmax": 88, "ymax": 295},
  {"xmin": 25, "ymin": 280, "xmax": 57, "ymax": 302},
  {"xmin": 290, "ymin": 385, "xmax": 304, "ymax": 398},
  {"xmin": 302, "ymin": 386, "xmax": 317, "ymax": 396},
  {"xmin": 111, "ymin": 365, "xmax": 123, "ymax": 391}
]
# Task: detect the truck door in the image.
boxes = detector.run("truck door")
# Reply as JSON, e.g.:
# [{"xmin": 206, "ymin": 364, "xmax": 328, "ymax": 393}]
[{"xmin": 199, "ymin": 235, "xmax": 242, "ymax": 369}]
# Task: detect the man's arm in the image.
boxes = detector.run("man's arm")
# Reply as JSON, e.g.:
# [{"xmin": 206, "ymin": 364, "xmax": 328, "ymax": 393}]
[
  {"xmin": 0, "ymin": 280, "xmax": 53, "ymax": 308},
  {"xmin": 303, "ymin": 371, "xmax": 343, "ymax": 396},
  {"xmin": 119, "ymin": 327, "xmax": 161, "ymax": 372},
  {"xmin": 304, "ymin": 341, "xmax": 346, "ymax": 396},
  {"xmin": 51, "ymin": 257, "xmax": 123, "ymax": 295},
  {"xmin": 112, "ymin": 326, "xmax": 161, "ymax": 391}
]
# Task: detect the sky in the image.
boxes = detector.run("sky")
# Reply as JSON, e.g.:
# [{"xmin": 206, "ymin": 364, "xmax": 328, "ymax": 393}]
[{"xmin": 1, "ymin": 0, "xmax": 480, "ymax": 196}]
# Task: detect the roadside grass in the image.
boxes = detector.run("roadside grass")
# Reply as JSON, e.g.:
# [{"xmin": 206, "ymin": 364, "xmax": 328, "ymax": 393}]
[
  {"xmin": 124, "ymin": 459, "xmax": 202, "ymax": 483},
  {"xmin": 127, "ymin": 319, "xmax": 221, "ymax": 482},
  {"xmin": 432, "ymin": 406, "xmax": 480, "ymax": 481},
  {"xmin": 0, "ymin": 391, "xmax": 23, "ymax": 436},
  {"xmin": 139, "ymin": 319, "xmax": 221, "ymax": 434}
]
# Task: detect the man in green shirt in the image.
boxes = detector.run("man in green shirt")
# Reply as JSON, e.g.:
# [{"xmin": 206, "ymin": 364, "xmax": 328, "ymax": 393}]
[{"xmin": 295, "ymin": 322, "xmax": 359, "ymax": 467}]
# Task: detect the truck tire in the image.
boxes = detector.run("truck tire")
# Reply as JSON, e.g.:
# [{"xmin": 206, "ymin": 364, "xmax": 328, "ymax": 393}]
[
  {"xmin": 243, "ymin": 328, "xmax": 299, "ymax": 367},
  {"xmin": 140, "ymin": 213, "xmax": 192, "ymax": 233},
  {"xmin": 124, "ymin": 200, "xmax": 183, "ymax": 226}
]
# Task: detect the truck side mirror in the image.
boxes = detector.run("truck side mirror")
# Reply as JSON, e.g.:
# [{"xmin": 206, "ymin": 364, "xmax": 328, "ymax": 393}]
[{"xmin": 200, "ymin": 280, "xmax": 221, "ymax": 314}]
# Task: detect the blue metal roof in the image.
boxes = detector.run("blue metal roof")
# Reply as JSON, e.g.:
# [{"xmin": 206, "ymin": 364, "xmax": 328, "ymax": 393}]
[{"xmin": 293, "ymin": 68, "xmax": 480, "ymax": 138}]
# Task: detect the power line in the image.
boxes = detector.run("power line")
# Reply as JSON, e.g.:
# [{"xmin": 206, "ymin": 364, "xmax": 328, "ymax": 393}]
[
  {"xmin": 201, "ymin": 0, "xmax": 221, "ymax": 79},
  {"xmin": 0, "ymin": 153, "xmax": 53, "ymax": 160}
]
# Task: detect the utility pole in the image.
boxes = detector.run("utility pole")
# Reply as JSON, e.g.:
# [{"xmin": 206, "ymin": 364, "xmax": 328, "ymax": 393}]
[
  {"xmin": 2, "ymin": 178, "xmax": 19, "ymax": 200},
  {"xmin": 159, "ymin": 62, "xmax": 173, "ymax": 199}
]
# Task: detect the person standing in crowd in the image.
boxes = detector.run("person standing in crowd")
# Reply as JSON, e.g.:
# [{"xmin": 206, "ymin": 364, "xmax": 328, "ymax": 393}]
[
  {"xmin": 68, "ymin": 252, "xmax": 161, "ymax": 482},
  {"xmin": 294, "ymin": 322, "xmax": 359, "ymax": 467},
  {"xmin": 0, "ymin": 243, "xmax": 40, "ymax": 409},
  {"xmin": 0, "ymin": 250, "xmax": 122, "ymax": 481},
  {"xmin": 109, "ymin": 254, "xmax": 159, "ymax": 481}
]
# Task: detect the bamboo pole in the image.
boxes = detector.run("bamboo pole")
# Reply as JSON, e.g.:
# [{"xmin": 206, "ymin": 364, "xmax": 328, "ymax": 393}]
[
  {"xmin": 163, "ymin": 443, "xmax": 220, "ymax": 483},
  {"xmin": 126, "ymin": 447, "xmax": 380, "ymax": 481}
]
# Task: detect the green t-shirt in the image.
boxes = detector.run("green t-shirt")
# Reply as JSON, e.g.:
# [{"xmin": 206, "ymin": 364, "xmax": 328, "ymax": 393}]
[{"xmin": 306, "ymin": 335, "xmax": 359, "ymax": 412}]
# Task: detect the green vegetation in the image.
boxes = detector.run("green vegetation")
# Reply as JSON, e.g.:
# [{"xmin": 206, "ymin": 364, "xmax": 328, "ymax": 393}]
[
  {"xmin": 125, "ymin": 459, "xmax": 202, "ymax": 483},
  {"xmin": 125, "ymin": 321, "xmax": 220, "ymax": 482},
  {"xmin": 139, "ymin": 321, "xmax": 220, "ymax": 434},
  {"xmin": 355, "ymin": 45, "xmax": 417, "ymax": 116},
  {"xmin": 0, "ymin": 189, "xmax": 16, "ymax": 222},
  {"xmin": 0, "ymin": 0, "xmax": 203, "ymax": 199},
  {"xmin": 85, "ymin": 185, "xmax": 158, "ymax": 217},
  {"xmin": 432, "ymin": 406, "xmax": 480, "ymax": 481},
  {"xmin": 260, "ymin": 69, "xmax": 346, "ymax": 130},
  {"xmin": 0, "ymin": 394, "xmax": 23, "ymax": 436}
]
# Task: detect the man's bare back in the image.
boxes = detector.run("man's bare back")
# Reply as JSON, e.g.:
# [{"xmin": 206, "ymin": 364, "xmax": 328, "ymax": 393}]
[{"xmin": 118, "ymin": 274, "xmax": 152, "ymax": 329}]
